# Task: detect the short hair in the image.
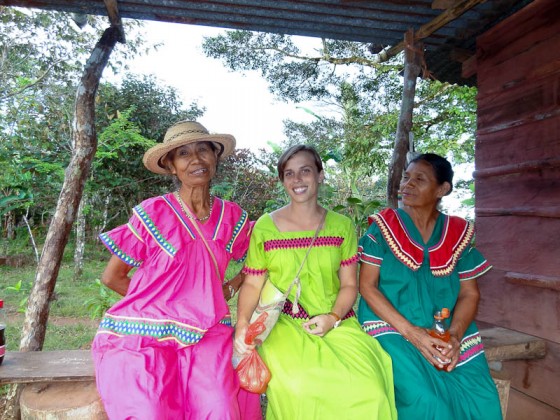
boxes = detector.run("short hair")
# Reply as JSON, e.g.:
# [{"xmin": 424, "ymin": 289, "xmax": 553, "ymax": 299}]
[
  {"xmin": 277, "ymin": 145, "xmax": 323, "ymax": 182},
  {"xmin": 409, "ymin": 153, "xmax": 454, "ymax": 194}
]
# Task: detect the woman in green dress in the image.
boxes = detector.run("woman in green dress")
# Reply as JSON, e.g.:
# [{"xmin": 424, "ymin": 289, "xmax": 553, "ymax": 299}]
[
  {"xmin": 359, "ymin": 153, "xmax": 502, "ymax": 419},
  {"xmin": 235, "ymin": 145, "xmax": 397, "ymax": 419}
]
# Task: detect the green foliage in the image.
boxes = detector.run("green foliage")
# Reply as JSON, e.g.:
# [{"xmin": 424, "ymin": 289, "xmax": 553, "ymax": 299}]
[
  {"xmin": 333, "ymin": 196, "xmax": 383, "ymax": 238},
  {"xmin": 84, "ymin": 279, "xmax": 120, "ymax": 319},
  {"xmin": 461, "ymin": 182, "xmax": 475, "ymax": 207},
  {"xmin": 213, "ymin": 148, "xmax": 279, "ymax": 220},
  {"xmin": 0, "ymin": 8, "xmax": 155, "ymax": 237},
  {"xmin": 5, "ymin": 279, "xmax": 32, "ymax": 313},
  {"xmin": 0, "ymin": 189, "xmax": 32, "ymax": 218}
]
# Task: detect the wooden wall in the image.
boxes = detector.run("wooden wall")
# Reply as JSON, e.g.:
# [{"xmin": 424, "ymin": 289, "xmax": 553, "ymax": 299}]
[{"xmin": 473, "ymin": 0, "xmax": 560, "ymax": 417}]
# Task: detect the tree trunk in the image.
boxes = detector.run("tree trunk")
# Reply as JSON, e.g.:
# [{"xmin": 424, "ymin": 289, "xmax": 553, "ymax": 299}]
[
  {"xmin": 386, "ymin": 30, "xmax": 423, "ymax": 208},
  {"xmin": 2, "ymin": 25, "xmax": 121, "ymax": 420},
  {"xmin": 73, "ymin": 193, "xmax": 87, "ymax": 281},
  {"xmin": 22, "ymin": 209, "xmax": 39, "ymax": 263},
  {"xmin": 6, "ymin": 210, "xmax": 15, "ymax": 240},
  {"xmin": 100, "ymin": 193, "xmax": 110, "ymax": 237}
]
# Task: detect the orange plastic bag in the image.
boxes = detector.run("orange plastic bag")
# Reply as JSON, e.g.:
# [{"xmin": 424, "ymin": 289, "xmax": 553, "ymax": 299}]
[{"xmin": 235, "ymin": 313, "xmax": 271, "ymax": 394}]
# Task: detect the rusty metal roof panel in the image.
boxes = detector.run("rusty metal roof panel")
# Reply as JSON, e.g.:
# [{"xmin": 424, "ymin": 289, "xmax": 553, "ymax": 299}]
[{"xmin": 0, "ymin": 0, "xmax": 534, "ymax": 85}]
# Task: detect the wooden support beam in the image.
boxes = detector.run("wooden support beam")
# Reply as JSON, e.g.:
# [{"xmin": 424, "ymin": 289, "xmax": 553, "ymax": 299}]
[
  {"xmin": 480, "ymin": 327, "xmax": 547, "ymax": 362},
  {"xmin": 432, "ymin": 0, "xmax": 461, "ymax": 10},
  {"xmin": 450, "ymin": 47, "xmax": 473, "ymax": 63},
  {"xmin": 476, "ymin": 206, "xmax": 560, "ymax": 219},
  {"xmin": 384, "ymin": 0, "xmax": 486, "ymax": 60},
  {"xmin": 505, "ymin": 272, "xmax": 560, "ymax": 292},
  {"xmin": 104, "ymin": 0, "xmax": 126, "ymax": 43},
  {"xmin": 386, "ymin": 29, "xmax": 422, "ymax": 208},
  {"xmin": 473, "ymin": 157, "xmax": 560, "ymax": 178},
  {"xmin": 461, "ymin": 54, "xmax": 477, "ymax": 78}
]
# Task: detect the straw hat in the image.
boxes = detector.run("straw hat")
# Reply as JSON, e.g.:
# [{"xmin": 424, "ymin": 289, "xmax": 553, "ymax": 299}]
[{"xmin": 143, "ymin": 121, "xmax": 236, "ymax": 174}]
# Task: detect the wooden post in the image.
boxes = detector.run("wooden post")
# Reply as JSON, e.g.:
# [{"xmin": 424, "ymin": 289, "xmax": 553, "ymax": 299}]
[
  {"xmin": 2, "ymin": 25, "xmax": 122, "ymax": 420},
  {"xmin": 386, "ymin": 30, "xmax": 422, "ymax": 208}
]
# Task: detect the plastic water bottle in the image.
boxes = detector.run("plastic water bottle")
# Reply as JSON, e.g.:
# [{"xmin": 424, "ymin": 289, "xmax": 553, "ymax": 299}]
[
  {"xmin": 0, "ymin": 299, "xmax": 6, "ymax": 365},
  {"xmin": 429, "ymin": 307, "xmax": 450, "ymax": 371}
]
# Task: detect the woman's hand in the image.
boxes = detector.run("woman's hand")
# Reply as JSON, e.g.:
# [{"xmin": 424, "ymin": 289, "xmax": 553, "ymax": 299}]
[
  {"xmin": 234, "ymin": 321, "xmax": 256, "ymax": 356},
  {"xmin": 304, "ymin": 261, "xmax": 356, "ymax": 337},
  {"xmin": 223, "ymin": 272, "xmax": 245, "ymax": 301},
  {"xmin": 439, "ymin": 278, "xmax": 480, "ymax": 372},
  {"xmin": 406, "ymin": 326, "xmax": 453, "ymax": 369},
  {"xmin": 222, "ymin": 281, "xmax": 235, "ymax": 301},
  {"xmin": 302, "ymin": 314, "xmax": 336, "ymax": 336},
  {"xmin": 441, "ymin": 334, "xmax": 461, "ymax": 372}
]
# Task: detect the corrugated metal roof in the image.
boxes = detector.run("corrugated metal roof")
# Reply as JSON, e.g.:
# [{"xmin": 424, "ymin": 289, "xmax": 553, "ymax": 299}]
[{"xmin": 0, "ymin": 0, "xmax": 534, "ymax": 85}]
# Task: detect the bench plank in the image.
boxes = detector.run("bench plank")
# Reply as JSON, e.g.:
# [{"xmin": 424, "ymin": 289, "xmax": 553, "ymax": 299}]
[
  {"xmin": 0, "ymin": 350, "xmax": 94, "ymax": 385},
  {"xmin": 480, "ymin": 327, "xmax": 547, "ymax": 362},
  {"xmin": 0, "ymin": 327, "xmax": 547, "ymax": 387}
]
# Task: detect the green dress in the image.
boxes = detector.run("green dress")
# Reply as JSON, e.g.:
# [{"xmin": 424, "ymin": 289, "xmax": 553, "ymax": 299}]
[
  {"xmin": 358, "ymin": 208, "xmax": 502, "ymax": 420},
  {"xmin": 243, "ymin": 211, "xmax": 397, "ymax": 420}
]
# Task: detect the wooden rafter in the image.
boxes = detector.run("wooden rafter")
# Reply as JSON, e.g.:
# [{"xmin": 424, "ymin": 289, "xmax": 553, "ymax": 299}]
[
  {"xmin": 104, "ymin": 0, "xmax": 125, "ymax": 43},
  {"xmin": 383, "ymin": 0, "xmax": 486, "ymax": 60}
]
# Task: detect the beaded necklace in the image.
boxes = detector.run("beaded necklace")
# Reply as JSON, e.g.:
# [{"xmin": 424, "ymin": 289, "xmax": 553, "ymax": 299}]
[{"xmin": 174, "ymin": 191, "xmax": 214, "ymax": 222}]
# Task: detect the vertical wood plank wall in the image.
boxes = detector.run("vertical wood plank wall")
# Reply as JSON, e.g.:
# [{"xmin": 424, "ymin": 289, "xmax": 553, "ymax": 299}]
[{"xmin": 474, "ymin": 0, "xmax": 560, "ymax": 417}]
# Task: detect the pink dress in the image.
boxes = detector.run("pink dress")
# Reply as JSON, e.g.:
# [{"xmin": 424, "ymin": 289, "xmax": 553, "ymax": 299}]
[{"xmin": 92, "ymin": 193, "xmax": 261, "ymax": 420}]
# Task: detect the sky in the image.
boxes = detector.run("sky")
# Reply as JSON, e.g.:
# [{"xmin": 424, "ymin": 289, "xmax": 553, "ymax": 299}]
[{"xmin": 123, "ymin": 20, "xmax": 316, "ymax": 152}]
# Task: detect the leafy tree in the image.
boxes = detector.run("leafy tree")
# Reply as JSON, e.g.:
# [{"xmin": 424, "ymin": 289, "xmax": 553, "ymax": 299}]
[
  {"xmin": 202, "ymin": 31, "xmax": 478, "ymax": 213},
  {"xmin": 0, "ymin": 8, "xmax": 151, "ymax": 239},
  {"xmin": 213, "ymin": 148, "xmax": 279, "ymax": 221}
]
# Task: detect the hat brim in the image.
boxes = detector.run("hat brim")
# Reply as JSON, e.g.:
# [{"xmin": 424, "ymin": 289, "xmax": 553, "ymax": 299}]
[{"xmin": 143, "ymin": 134, "xmax": 236, "ymax": 175}]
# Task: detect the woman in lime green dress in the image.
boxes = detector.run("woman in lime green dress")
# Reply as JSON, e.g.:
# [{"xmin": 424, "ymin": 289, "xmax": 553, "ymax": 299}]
[
  {"xmin": 235, "ymin": 145, "xmax": 397, "ymax": 419},
  {"xmin": 359, "ymin": 153, "xmax": 502, "ymax": 419}
]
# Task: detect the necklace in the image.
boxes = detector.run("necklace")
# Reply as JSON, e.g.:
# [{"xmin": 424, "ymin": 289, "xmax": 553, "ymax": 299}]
[{"xmin": 174, "ymin": 191, "xmax": 214, "ymax": 222}]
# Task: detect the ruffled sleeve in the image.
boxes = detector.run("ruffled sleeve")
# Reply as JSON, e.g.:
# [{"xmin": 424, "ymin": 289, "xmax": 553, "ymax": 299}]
[
  {"xmin": 228, "ymin": 205, "xmax": 253, "ymax": 262},
  {"xmin": 99, "ymin": 212, "xmax": 147, "ymax": 267},
  {"xmin": 339, "ymin": 215, "xmax": 359, "ymax": 266},
  {"xmin": 242, "ymin": 215, "xmax": 268, "ymax": 276},
  {"xmin": 456, "ymin": 239, "xmax": 492, "ymax": 281},
  {"xmin": 359, "ymin": 222, "xmax": 384, "ymax": 267}
]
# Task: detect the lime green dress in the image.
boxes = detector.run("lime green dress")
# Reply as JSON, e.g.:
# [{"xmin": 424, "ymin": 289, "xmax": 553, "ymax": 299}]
[
  {"xmin": 242, "ymin": 211, "xmax": 397, "ymax": 420},
  {"xmin": 358, "ymin": 208, "xmax": 502, "ymax": 420}
]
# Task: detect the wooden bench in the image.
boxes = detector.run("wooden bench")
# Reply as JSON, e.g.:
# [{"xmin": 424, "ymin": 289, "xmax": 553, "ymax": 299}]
[
  {"xmin": 0, "ymin": 350, "xmax": 105, "ymax": 419},
  {"xmin": 0, "ymin": 328, "xmax": 546, "ymax": 419},
  {"xmin": 479, "ymin": 325, "xmax": 547, "ymax": 420},
  {"xmin": 0, "ymin": 350, "xmax": 94, "ymax": 386},
  {"xmin": 480, "ymin": 325, "xmax": 547, "ymax": 365}
]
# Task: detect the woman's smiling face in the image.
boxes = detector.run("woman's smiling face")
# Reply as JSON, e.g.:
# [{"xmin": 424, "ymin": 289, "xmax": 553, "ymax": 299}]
[
  {"xmin": 282, "ymin": 151, "xmax": 324, "ymax": 204},
  {"xmin": 165, "ymin": 141, "xmax": 219, "ymax": 188}
]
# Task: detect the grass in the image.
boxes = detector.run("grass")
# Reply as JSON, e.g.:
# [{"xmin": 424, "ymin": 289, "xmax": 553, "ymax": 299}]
[{"xmin": 0, "ymin": 241, "xmax": 242, "ymax": 351}]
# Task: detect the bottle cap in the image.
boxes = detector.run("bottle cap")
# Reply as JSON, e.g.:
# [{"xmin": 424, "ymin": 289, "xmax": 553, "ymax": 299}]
[{"xmin": 434, "ymin": 307, "xmax": 450, "ymax": 320}]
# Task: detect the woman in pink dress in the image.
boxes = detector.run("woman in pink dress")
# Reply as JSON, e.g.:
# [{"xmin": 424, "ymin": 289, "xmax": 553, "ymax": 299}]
[{"xmin": 92, "ymin": 121, "xmax": 261, "ymax": 419}]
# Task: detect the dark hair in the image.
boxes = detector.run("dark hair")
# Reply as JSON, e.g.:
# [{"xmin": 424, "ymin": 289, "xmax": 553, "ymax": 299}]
[
  {"xmin": 409, "ymin": 153, "xmax": 454, "ymax": 194},
  {"xmin": 277, "ymin": 145, "xmax": 323, "ymax": 182}
]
